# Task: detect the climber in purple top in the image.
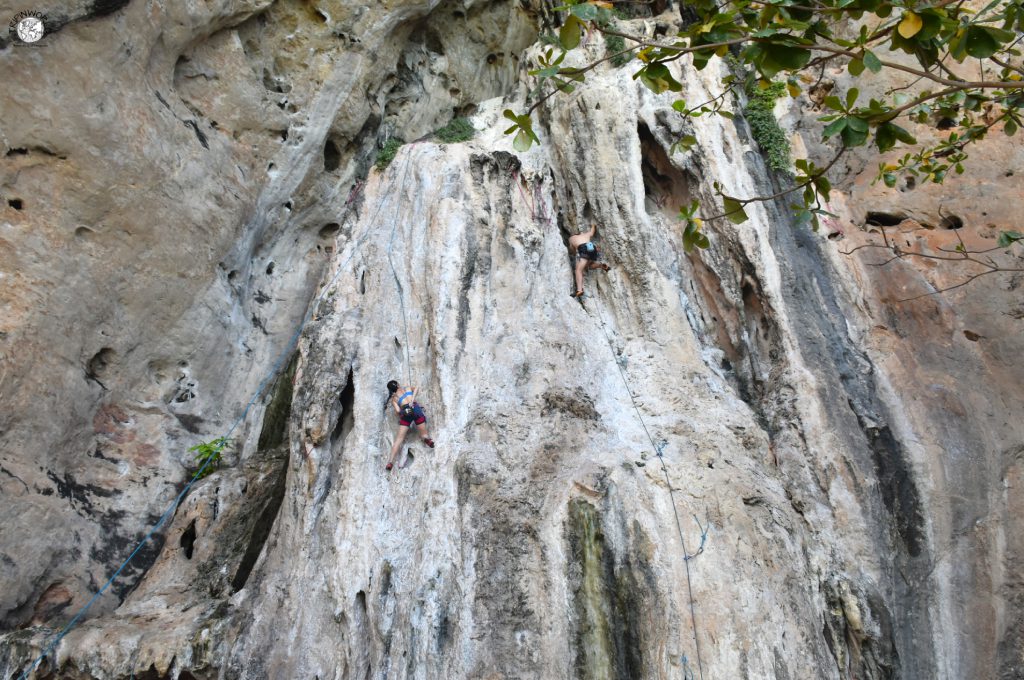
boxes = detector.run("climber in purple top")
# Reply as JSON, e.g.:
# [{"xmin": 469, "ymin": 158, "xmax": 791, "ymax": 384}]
[
  {"xmin": 567, "ymin": 222, "xmax": 610, "ymax": 298},
  {"xmin": 383, "ymin": 380, "xmax": 434, "ymax": 471}
]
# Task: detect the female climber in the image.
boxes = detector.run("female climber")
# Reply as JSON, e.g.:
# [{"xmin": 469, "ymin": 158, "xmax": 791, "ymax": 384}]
[
  {"xmin": 383, "ymin": 380, "xmax": 435, "ymax": 471},
  {"xmin": 567, "ymin": 222, "xmax": 611, "ymax": 298}
]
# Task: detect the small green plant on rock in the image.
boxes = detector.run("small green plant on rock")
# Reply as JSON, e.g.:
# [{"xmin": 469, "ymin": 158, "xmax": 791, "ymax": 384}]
[
  {"xmin": 744, "ymin": 81, "xmax": 791, "ymax": 174},
  {"xmin": 190, "ymin": 437, "xmax": 228, "ymax": 479},
  {"xmin": 434, "ymin": 117, "xmax": 476, "ymax": 143},
  {"xmin": 375, "ymin": 138, "xmax": 404, "ymax": 172}
]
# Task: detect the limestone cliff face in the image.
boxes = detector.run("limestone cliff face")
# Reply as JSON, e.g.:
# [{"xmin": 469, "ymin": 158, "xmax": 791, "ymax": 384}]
[{"xmin": 1, "ymin": 2, "xmax": 1022, "ymax": 679}]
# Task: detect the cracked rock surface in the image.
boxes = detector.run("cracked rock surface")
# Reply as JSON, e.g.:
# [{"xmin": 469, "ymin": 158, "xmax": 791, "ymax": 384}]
[{"xmin": 1, "ymin": 2, "xmax": 1022, "ymax": 679}]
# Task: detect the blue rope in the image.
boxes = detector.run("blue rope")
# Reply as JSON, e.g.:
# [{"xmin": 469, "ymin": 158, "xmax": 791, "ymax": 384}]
[
  {"xmin": 17, "ymin": 145, "xmax": 417, "ymax": 679},
  {"xmin": 384, "ymin": 142, "xmax": 421, "ymax": 387}
]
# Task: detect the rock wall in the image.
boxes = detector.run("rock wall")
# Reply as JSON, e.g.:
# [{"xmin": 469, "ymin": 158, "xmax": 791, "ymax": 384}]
[{"xmin": 1, "ymin": 1, "xmax": 1022, "ymax": 679}]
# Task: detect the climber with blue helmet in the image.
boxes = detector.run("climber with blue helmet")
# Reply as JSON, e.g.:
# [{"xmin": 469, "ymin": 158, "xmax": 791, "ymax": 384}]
[
  {"xmin": 383, "ymin": 379, "xmax": 434, "ymax": 471},
  {"xmin": 568, "ymin": 222, "xmax": 610, "ymax": 298}
]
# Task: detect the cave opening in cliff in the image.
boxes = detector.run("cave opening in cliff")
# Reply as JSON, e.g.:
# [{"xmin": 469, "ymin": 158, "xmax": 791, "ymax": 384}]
[{"xmin": 637, "ymin": 122, "xmax": 693, "ymax": 215}]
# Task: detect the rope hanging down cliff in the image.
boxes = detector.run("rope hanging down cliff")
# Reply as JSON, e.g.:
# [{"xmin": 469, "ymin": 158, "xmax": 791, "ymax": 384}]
[
  {"xmin": 589, "ymin": 299, "xmax": 710, "ymax": 680},
  {"xmin": 507, "ymin": 171, "xmax": 710, "ymax": 680},
  {"xmin": 16, "ymin": 145, "xmax": 420, "ymax": 680},
  {"xmin": 385, "ymin": 139, "xmax": 424, "ymax": 388}
]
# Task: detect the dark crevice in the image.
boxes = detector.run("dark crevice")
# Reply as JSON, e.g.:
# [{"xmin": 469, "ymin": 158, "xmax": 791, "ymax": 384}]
[
  {"xmin": 319, "ymin": 223, "xmax": 340, "ymax": 239},
  {"xmin": 256, "ymin": 354, "xmax": 298, "ymax": 453},
  {"xmin": 324, "ymin": 137, "xmax": 342, "ymax": 172},
  {"xmin": 865, "ymin": 211, "xmax": 905, "ymax": 227},
  {"xmin": 940, "ymin": 214, "xmax": 964, "ymax": 230},
  {"xmin": 179, "ymin": 520, "xmax": 197, "ymax": 559},
  {"xmin": 331, "ymin": 368, "xmax": 355, "ymax": 443},
  {"xmin": 184, "ymin": 120, "xmax": 209, "ymax": 149},
  {"xmin": 230, "ymin": 454, "xmax": 287, "ymax": 592}
]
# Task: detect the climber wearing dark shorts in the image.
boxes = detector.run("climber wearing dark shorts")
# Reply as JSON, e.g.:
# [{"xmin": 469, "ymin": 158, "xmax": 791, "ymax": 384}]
[
  {"xmin": 567, "ymin": 222, "xmax": 610, "ymax": 298},
  {"xmin": 384, "ymin": 380, "xmax": 434, "ymax": 471}
]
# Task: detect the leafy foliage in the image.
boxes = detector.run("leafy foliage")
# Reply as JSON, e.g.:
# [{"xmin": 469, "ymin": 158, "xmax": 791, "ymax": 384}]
[
  {"xmin": 189, "ymin": 437, "xmax": 228, "ymax": 480},
  {"xmin": 434, "ymin": 117, "xmax": 476, "ymax": 143},
  {"xmin": 744, "ymin": 81, "xmax": 791, "ymax": 173},
  {"xmin": 375, "ymin": 137, "xmax": 404, "ymax": 171},
  {"xmin": 504, "ymin": 0, "xmax": 1024, "ymax": 250}
]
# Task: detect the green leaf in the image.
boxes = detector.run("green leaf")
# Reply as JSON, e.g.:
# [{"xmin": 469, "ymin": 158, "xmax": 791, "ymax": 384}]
[
  {"xmin": 965, "ymin": 26, "xmax": 1000, "ymax": 59},
  {"xmin": 863, "ymin": 50, "xmax": 882, "ymax": 73},
  {"xmin": 813, "ymin": 175, "xmax": 832, "ymax": 201},
  {"xmin": 997, "ymin": 230, "xmax": 1024, "ymax": 247},
  {"xmin": 841, "ymin": 119, "xmax": 869, "ymax": 146},
  {"xmin": 1006, "ymin": 118, "xmax": 1019, "ymax": 137},
  {"xmin": 503, "ymin": 109, "xmax": 519, "ymax": 123},
  {"xmin": 824, "ymin": 95, "xmax": 844, "ymax": 112},
  {"xmin": 883, "ymin": 172, "xmax": 897, "ymax": 188},
  {"xmin": 694, "ymin": 232, "xmax": 711, "ymax": 249},
  {"xmin": 848, "ymin": 58, "xmax": 865, "ymax": 76},
  {"xmin": 571, "ymin": 3, "xmax": 599, "ymax": 20},
  {"xmin": 823, "ymin": 117, "xmax": 848, "ymax": 138},
  {"xmin": 560, "ymin": 15, "xmax": 583, "ymax": 50},
  {"xmin": 638, "ymin": 63, "xmax": 682, "ymax": 94},
  {"xmin": 761, "ymin": 42, "xmax": 812, "ymax": 74},
  {"xmin": 722, "ymin": 196, "xmax": 749, "ymax": 224},
  {"xmin": 846, "ymin": 87, "xmax": 859, "ymax": 109},
  {"xmin": 513, "ymin": 129, "xmax": 533, "ymax": 152},
  {"xmin": 875, "ymin": 123, "xmax": 896, "ymax": 151}
]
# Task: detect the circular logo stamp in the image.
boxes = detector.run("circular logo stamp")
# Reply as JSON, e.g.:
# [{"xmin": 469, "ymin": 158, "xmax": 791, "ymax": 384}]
[{"xmin": 9, "ymin": 10, "xmax": 47, "ymax": 44}]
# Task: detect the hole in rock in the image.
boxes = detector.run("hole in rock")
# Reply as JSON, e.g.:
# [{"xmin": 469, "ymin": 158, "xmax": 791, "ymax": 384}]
[
  {"xmin": 936, "ymin": 117, "xmax": 956, "ymax": 130},
  {"xmin": 7, "ymin": 148, "xmax": 28, "ymax": 156},
  {"xmin": 638, "ymin": 122, "xmax": 693, "ymax": 214},
  {"xmin": 331, "ymin": 368, "xmax": 355, "ymax": 443},
  {"xmin": 87, "ymin": 348, "xmax": 115, "ymax": 380},
  {"xmin": 486, "ymin": 53, "xmax": 499, "ymax": 65},
  {"xmin": 8, "ymin": 198, "xmax": 23, "ymax": 210},
  {"xmin": 315, "ymin": 8, "xmax": 328, "ymax": 23},
  {"xmin": 283, "ymin": 201, "xmax": 293, "ymax": 211},
  {"xmin": 394, "ymin": 337, "xmax": 402, "ymax": 349},
  {"xmin": 266, "ymin": 262, "xmax": 276, "ymax": 275},
  {"xmin": 319, "ymin": 223, "xmax": 341, "ymax": 239},
  {"xmin": 865, "ymin": 211, "xmax": 905, "ymax": 227},
  {"xmin": 963, "ymin": 330, "xmax": 981, "ymax": 341},
  {"xmin": 324, "ymin": 137, "xmax": 341, "ymax": 172},
  {"xmin": 180, "ymin": 520, "xmax": 197, "ymax": 559},
  {"xmin": 228, "ymin": 270, "xmax": 239, "ymax": 282},
  {"xmin": 75, "ymin": 226, "xmax": 96, "ymax": 238},
  {"xmin": 360, "ymin": 270, "xmax": 367, "ymax": 295},
  {"xmin": 903, "ymin": 175, "xmax": 916, "ymax": 191},
  {"xmin": 940, "ymin": 214, "xmax": 964, "ymax": 230},
  {"xmin": 1006, "ymin": 170, "xmax": 1015, "ymax": 177}
]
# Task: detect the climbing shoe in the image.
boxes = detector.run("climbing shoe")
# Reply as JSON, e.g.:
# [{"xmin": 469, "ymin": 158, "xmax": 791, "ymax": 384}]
[
  {"xmin": 424, "ymin": 438, "xmax": 435, "ymax": 448},
  {"xmin": 385, "ymin": 462, "xmax": 393, "ymax": 471},
  {"xmin": 599, "ymin": 264, "xmax": 610, "ymax": 272},
  {"xmin": 570, "ymin": 290, "xmax": 584, "ymax": 298}
]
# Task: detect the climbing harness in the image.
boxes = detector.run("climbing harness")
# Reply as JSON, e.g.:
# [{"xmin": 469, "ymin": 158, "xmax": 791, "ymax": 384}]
[{"xmin": 16, "ymin": 142, "xmax": 420, "ymax": 680}]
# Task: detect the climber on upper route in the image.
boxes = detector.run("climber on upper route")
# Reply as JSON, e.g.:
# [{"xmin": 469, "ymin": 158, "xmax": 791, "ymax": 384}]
[
  {"xmin": 567, "ymin": 222, "xmax": 610, "ymax": 298},
  {"xmin": 383, "ymin": 380, "xmax": 435, "ymax": 471}
]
